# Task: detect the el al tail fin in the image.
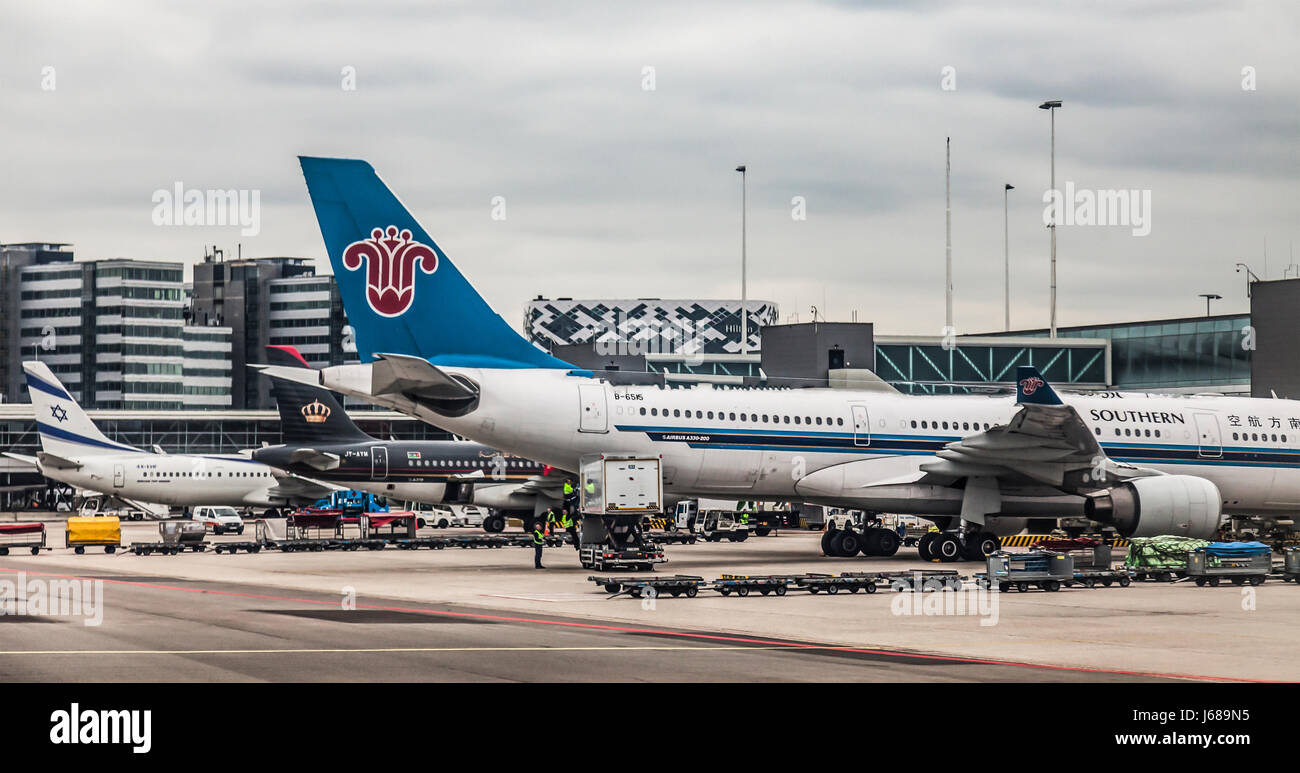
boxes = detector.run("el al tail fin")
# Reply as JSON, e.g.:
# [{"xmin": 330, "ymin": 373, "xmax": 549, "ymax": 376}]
[
  {"xmin": 1015, "ymin": 365, "xmax": 1063, "ymax": 406},
  {"xmin": 23, "ymin": 361, "xmax": 138, "ymax": 456},
  {"xmin": 298, "ymin": 156, "xmax": 571, "ymax": 370},
  {"xmin": 263, "ymin": 346, "xmax": 372, "ymax": 444}
]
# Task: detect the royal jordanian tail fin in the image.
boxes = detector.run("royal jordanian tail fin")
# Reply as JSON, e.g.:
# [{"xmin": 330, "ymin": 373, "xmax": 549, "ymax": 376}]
[
  {"xmin": 298, "ymin": 156, "xmax": 572, "ymax": 370},
  {"xmin": 23, "ymin": 361, "xmax": 140, "ymax": 457},
  {"xmin": 263, "ymin": 346, "xmax": 373, "ymax": 444}
]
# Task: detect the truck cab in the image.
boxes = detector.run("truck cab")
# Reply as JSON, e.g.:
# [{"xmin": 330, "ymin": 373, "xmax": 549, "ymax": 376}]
[{"xmin": 191, "ymin": 506, "xmax": 245, "ymax": 535}]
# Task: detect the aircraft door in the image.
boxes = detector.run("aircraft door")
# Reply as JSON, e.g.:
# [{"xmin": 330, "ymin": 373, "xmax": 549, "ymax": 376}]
[
  {"xmin": 578, "ymin": 383, "xmax": 608, "ymax": 433},
  {"xmin": 113, "ymin": 464, "xmax": 125, "ymax": 488},
  {"xmin": 371, "ymin": 447, "xmax": 389, "ymax": 479},
  {"xmin": 1193, "ymin": 413, "xmax": 1222, "ymax": 458},
  {"xmin": 851, "ymin": 404, "xmax": 871, "ymax": 447}
]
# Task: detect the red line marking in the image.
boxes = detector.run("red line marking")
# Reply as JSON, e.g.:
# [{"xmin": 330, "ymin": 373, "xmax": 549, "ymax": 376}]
[{"xmin": 0, "ymin": 567, "xmax": 1273, "ymax": 683}]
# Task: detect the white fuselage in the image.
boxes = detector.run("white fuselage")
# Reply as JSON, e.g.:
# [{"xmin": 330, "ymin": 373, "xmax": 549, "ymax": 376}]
[
  {"xmin": 41, "ymin": 453, "xmax": 286, "ymax": 509},
  {"xmin": 321, "ymin": 365, "xmax": 1300, "ymax": 519}
]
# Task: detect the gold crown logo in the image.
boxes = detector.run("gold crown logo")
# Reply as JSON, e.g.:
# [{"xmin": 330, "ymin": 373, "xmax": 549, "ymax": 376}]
[{"xmin": 301, "ymin": 399, "xmax": 331, "ymax": 423}]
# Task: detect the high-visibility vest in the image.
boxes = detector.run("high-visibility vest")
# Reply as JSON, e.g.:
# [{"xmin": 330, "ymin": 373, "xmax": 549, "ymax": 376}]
[
  {"xmin": 564, "ymin": 482, "xmax": 574, "ymax": 495},
  {"xmin": 585, "ymin": 482, "xmax": 596, "ymax": 494},
  {"xmin": 532, "ymin": 528, "xmax": 544, "ymax": 546},
  {"xmin": 559, "ymin": 512, "xmax": 573, "ymax": 528}
]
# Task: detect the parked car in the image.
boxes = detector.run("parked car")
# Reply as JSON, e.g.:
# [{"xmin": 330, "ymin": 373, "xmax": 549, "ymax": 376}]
[{"xmin": 190, "ymin": 506, "xmax": 245, "ymax": 535}]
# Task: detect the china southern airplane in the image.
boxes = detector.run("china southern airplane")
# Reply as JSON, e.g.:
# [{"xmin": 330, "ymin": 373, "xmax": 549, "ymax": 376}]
[
  {"xmin": 7, "ymin": 361, "xmax": 330, "ymax": 515},
  {"xmin": 259, "ymin": 156, "xmax": 1291, "ymax": 562},
  {"xmin": 252, "ymin": 345, "xmax": 565, "ymax": 532}
]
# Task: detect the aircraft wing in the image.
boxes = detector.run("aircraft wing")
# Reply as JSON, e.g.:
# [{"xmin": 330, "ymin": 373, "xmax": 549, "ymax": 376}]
[
  {"xmin": 920, "ymin": 366, "xmax": 1160, "ymax": 493},
  {"xmin": 287, "ymin": 448, "xmax": 342, "ymax": 471}
]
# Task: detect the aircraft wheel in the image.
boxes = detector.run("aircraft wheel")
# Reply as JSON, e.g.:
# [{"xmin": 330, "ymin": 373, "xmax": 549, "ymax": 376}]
[
  {"xmin": 965, "ymin": 532, "xmax": 1000, "ymax": 561},
  {"xmin": 917, "ymin": 532, "xmax": 938, "ymax": 561},
  {"xmin": 934, "ymin": 534, "xmax": 963, "ymax": 563},
  {"xmin": 837, "ymin": 530, "xmax": 862, "ymax": 556},
  {"xmin": 860, "ymin": 529, "xmax": 882, "ymax": 556},
  {"xmin": 820, "ymin": 529, "xmax": 840, "ymax": 556},
  {"xmin": 874, "ymin": 528, "xmax": 901, "ymax": 557}
]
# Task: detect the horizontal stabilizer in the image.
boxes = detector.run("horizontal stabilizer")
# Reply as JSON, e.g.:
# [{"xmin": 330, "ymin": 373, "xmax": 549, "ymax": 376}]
[
  {"xmin": 36, "ymin": 451, "xmax": 83, "ymax": 470},
  {"xmin": 371, "ymin": 353, "xmax": 479, "ymax": 401},
  {"xmin": 288, "ymin": 448, "xmax": 342, "ymax": 471}
]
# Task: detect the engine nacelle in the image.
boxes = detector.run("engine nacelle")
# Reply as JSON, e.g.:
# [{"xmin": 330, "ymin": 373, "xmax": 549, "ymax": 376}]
[{"xmin": 1084, "ymin": 475, "xmax": 1222, "ymax": 539}]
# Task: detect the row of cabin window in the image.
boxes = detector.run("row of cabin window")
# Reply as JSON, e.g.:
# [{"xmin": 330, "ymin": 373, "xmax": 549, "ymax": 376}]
[
  {"xmin": 910, "ymin": 420, "xmax": 993, "ymax": 432},
  {"xmin": 1232, "ymin": 432, "xmax": 1288, "ymax": 443},
  {"xmin": 1095, "ymin": 427, "xmax": 1164, "ymax": 438},
  {"xmin": 639, "ymin": 406, "xmax": 846, "ymax": 427},
  {"xmin": 143, "ymin": 470, "xmax": 270, "ymax": 478},
  {"xmin": 408, "ymin": 459, "xmax": 534, "ymax": 468}
]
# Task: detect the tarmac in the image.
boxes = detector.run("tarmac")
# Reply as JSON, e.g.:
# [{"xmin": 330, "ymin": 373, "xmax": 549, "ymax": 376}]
[{"xmin": 2, "ymin": 520, "xmax": 1296, "ymax": 682}]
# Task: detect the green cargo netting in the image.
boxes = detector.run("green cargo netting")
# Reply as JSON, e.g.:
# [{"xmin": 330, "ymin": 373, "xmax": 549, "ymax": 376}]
[{"xmin": 1124, "ymin": 536, "xmax": 1211, "ymax": 570}]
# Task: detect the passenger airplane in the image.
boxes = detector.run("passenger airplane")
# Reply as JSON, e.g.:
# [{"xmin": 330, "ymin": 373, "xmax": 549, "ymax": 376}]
[
  {"xmin": 252, "ymin": 345, "xmax": 566, "ymax": 532},
  {"xmin": 7, "ymin": 361, "xmax": 330, "ymax": 514},
  {"xmin": 259, "ymin": 156, "xmax": 1293, "ymax": 562}
]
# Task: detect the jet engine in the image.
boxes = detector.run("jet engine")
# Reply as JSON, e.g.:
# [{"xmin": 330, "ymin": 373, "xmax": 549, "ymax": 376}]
[{"xmin": 1084, "ymin": 475, "xmax": 1222, "ymax": 539}]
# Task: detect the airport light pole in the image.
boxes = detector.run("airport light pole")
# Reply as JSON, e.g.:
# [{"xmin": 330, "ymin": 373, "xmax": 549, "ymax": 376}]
[
  {"xmin": 1039, "ymin": 100, "xmax": 1062, "ymax": 338},
  {"xmin": 945, "ymin": 138, "xmax": 952, "ymax": 334},
  {"xmin": 736, "ymin": 164, "xmax": 748, "ymax": 356},
  {"xmin": 1199, "ymin": 293, "xmax": 1222, "ymax": 316},
  {"xmin": 1004, "ymin": 183, "xmax": 1014, "ymax": 331},
  {"xmin": 1235, "ymin": 262, "xmax": 1260, "ymax": 299}
]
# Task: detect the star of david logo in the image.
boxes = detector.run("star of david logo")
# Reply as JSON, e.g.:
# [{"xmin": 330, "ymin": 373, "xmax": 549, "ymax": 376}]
[{"xmin": 50, "ymin": 405, "xmax": 68, "ymax": 423}]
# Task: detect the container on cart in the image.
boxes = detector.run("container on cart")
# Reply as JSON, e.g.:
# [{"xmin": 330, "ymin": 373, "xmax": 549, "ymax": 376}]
[
  {"xmin": 1187, "ymin": 542, "xmax": 1271, "ymax": 587},
  {"xmin": 977, "ymin": 550, "xmax": 1073, "ymax": 592},
  {"xmin": 65, "ymin": 515, "xmax": 121, "ymax": 554},
  {"xmin": 0, "ymin": 523, "xmax": 46, "ymax": 555}
]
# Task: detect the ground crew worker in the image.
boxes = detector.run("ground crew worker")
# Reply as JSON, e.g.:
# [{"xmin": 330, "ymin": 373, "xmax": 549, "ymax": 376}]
[
  {"xmin": 559, "ymin": 507, "xmax": 579, "ymax": 550},
  {"xmin": 563, "ymin": 480, "xmax": 578, "ymax": 515},
  {"xmin": 532, "ymin": 521, "xmax": 546, "ymax": 569}
]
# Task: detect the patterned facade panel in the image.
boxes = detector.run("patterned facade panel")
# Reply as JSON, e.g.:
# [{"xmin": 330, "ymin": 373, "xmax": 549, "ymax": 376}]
[{"xmin": 525, "ymin": 299, "xmax": 778, "ymax": 355}]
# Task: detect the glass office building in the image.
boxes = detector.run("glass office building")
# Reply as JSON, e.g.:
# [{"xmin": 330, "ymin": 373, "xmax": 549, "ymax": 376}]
[{"xmin": 990, "ymin": 314, "xmax": 1252, "ymax": 392}]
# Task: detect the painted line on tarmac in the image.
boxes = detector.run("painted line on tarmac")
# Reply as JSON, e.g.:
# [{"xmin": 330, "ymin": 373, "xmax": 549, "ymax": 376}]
[{"xmin": 0, "ymin": 567, "xmax": 1270, "ymax": 683}]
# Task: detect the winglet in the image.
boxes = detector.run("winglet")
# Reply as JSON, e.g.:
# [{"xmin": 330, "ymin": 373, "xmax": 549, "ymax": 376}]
[{"xmin": 1015, "ymin": 366, "xmax": 1062, "ymax": 406}]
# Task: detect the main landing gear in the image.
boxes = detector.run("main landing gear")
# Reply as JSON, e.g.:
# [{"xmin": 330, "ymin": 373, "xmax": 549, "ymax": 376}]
[
  {"xmin": 916, "ymin": 530, "xmax": 1001, "ymax": 563},
  {"xmin": 821, "ymin": 526, "xmax": 903, "ymax": 557}
]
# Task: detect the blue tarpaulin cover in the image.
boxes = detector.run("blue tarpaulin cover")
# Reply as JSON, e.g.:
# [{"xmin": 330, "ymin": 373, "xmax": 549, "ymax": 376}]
[{"xmin": 1199, "ymin": 541, "xmax": 1270, "ymax": 557}]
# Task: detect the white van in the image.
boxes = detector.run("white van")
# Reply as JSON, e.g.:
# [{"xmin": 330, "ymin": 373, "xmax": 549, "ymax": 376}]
[{"xmin": 191, "ymin": 506, "xmax": 245, "ymax": 535}]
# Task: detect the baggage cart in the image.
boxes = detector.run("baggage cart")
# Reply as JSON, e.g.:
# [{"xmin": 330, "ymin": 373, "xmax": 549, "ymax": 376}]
[
  {"xmin": 589, "ymin": 575, "xmax": 706, "ymax": 598},
  {"xmin": 1188, "ymin": 543, "xmax": 1271, "ymax": 587},
  {"xmin": 131, "ymin": 520, "xmax": 208, "ymax": 555},
  {"xmin": 1062, "ymin": 569, "xmax": 1131, "ymax": 588},
  {"xmin": 975, "ymin": 550, "xmax": 1073, "ymax": 592},
  {"xmin": 796, "ymin": 572, "xmax": 881, "ymax": 594},
  {"xmin": 711, "ymin": 574, "xmax": 794, "ymax": 597},
  {"xmin": 882, "ymin": 569, "xmax": 965, "ymax": 592},
  {"xmin": 0, "ymin": 523, "xmax": 46, "ymax": 555},
  {"xmin": 65, "ymin": 515, "xmax": 121, "ymax": 554},
  {"xmin": 1284, "ymin": 546, "xmax": 1300, "ymax": 584}
]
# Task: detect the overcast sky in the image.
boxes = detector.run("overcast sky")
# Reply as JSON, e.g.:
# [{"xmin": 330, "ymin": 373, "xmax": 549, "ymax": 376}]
[{"xmin": 2, "ymin": 0, "xmax": 1296, "ymax": 336}]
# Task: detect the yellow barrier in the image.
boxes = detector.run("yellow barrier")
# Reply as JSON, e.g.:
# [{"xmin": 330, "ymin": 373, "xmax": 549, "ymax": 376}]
[{"xmin": 999, "ymin": 534, "xmax": 1129, "ymax": 548}]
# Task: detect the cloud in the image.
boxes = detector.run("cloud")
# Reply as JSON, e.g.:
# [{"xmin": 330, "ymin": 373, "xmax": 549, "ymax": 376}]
[{"xmin": 1, "ymin": 0, "xmax": 1295, "ymax": 336}]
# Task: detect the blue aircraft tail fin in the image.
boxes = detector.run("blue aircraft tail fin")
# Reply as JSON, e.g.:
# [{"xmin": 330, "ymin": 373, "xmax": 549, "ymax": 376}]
[
  {"xmin": 1015, "ymin": 366, "xmax": 1063, "ymax": 406},
  {"xmin": 297, "ymin": 156, "xmax": 571, "ymax": 370}
]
